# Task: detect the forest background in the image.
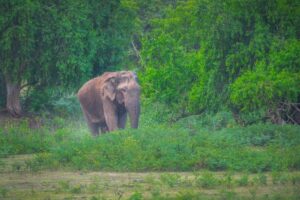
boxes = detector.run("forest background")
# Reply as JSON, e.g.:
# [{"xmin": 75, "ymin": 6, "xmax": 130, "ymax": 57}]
[{"xmin": 0, "ymin": 0, "xmax": 299, "ymax": 124}]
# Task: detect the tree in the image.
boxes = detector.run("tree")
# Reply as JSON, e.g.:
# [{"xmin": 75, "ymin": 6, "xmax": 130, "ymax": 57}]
[
  {"xmin": 0, "ymin": 0, "xmax": 94, "ymax": 116},
  {"xmin": 0, "ymin": 0, "xmax": 138, "ymax": 116},
  {"xmin": 140, "ymin": 0, "xmax": 300, "ymax": 123}
]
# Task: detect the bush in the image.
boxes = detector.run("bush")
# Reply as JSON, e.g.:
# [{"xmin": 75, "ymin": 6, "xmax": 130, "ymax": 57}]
[
  {"xmin": 160, "ymin": 174, "xmax": 181, "ymax": 187},
  {"xmin": 1, "ymin": 117, "xmax": 299, "ymax": 172},
  {"xmin": 51, "ymin": 95, "xmax": 82, "ymax": 117},
  {"xmin": 236, "ymin": 174, "xmax": 249, "ymax": 187},
  {"xmin": 195, "ymin": 171, "xmax": 219, "ymax": 189},
  {"xmin": 139, "ymin": 98, "xmax": 176, "ymax": 126},
  {"xmin": 175, "ymin": 111, "xmax": 237, "ymax": 131},
  {"xmin": 0, "ymin": 120, "xmax": 54, "ymax": 157},
  {"xmin": 128, "ymin": 192, "xmax": 143, "ymax": 200},
  {"xmin": 230, "ymin": 63, "xmax": 300, "ymax": 124},
  {"xmin": 0, "ymin": 187, "xmax": 8, "ymax": 198}
]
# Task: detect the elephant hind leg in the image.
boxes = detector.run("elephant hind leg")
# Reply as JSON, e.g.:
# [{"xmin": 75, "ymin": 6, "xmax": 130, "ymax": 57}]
[
  {"xmin": 100, "ymin": 125, "xmax": 108, "ymax": 134},
  {"xmin": 81, "ymin": 106, "xmax": 100, "ymax": 136},
  {"xmin": 87, "ymin": 122, "xmax": 99, "ymax": 136}
]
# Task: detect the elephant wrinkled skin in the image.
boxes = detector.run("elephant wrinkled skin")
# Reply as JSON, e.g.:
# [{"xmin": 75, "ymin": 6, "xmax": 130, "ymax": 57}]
[{"xmin": 77, "ymin": 71, "xmax": 140, "ymax": 136}]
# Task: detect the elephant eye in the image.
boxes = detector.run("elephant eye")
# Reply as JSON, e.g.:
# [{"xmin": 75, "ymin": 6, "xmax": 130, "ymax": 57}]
[
  {"xmin": 119, "ymin": 76, "xmax": 127, "ymax": 82},
  {"xmin": 121, "ymin": 87, "xmax": 128, "ymax": 92}
]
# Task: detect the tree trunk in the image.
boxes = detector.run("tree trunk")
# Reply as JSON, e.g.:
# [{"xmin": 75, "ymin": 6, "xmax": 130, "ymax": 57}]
[{"xmin": 5, "ymin": 78, "xmax": 22, "ymax": 117}]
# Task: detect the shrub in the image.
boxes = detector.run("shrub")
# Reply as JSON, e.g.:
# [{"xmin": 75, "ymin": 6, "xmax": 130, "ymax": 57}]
[
  {"xmin": 195, "ymin": 171, "xmax": 219, "ymax": 189},
  {"xmin": 175, "ymin": 111, "xmax": 237, "ymax": 131},
  {"xmin": 1, "ymin": 117, "xmax": 299, "ymax": 173},
  {"xmin": 271, "ymin": 171, "xmax": 290, "ymax": 185},
  {"xmin": 51, "ymin": 95, "xmax": 82, "ymax": 117},
  {"xmin": 236, "ymin": 174, "xmax": 249, "ymax": 187},
  {"xmin": 128, "ymin": 192, "xmax": 143, "ymax": 200},
  {"xmin": 0, "ymin": 187, "xmax": 8, "ymax": 198},
  {"xmin": 230, "ymin": 63, "xmax": 300, "ymax": 124},
  {"xmin": 160, "ymin": 174, "xmax": 181, "ymax": 187}
]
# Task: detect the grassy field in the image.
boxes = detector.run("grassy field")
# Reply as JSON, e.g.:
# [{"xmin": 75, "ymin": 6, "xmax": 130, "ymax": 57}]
[
  {"xmin": 0, "ymin": 114, "xmax": 300, "ymax": 199},
  {"xmin": 1, "ymin": 155, "xmax": 300, "ymax": 200}
]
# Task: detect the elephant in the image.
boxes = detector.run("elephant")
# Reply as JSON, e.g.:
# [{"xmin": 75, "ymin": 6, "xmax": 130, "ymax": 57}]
[{"xmin": 77, "ymin": 71, "xmax": 140, "ymax": 136}]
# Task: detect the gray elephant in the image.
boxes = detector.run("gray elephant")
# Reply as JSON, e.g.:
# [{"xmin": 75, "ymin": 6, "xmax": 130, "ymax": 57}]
[{"xmin": 77, "ymin": 71, "xmax": 140, "ymax": 136}]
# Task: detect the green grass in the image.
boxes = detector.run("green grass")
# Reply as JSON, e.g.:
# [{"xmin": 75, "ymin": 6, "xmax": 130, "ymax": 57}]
[
  {"xmin": 0, "ymin": 116, "xmax": 299, "ymax": 172},
  {"xmin": 0, "ymin": 114, "xmax": 300, "ymax": 199},
  {"xmin": 0, "ymin": 166, "xmax": 299, "ymax": 200}
]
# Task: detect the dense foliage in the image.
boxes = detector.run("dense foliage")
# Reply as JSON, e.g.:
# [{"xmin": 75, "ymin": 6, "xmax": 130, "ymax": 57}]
[
  {"xmin": 0, "ymin": 0, "xmax": 299, "ymax": 121},
  {"xmin": 140, "ymin": 0, "xmax": 300, "ymax": 123},
  {"xmin": 0, "ymin": 0, "xmax": 137, "ymax": 113}
]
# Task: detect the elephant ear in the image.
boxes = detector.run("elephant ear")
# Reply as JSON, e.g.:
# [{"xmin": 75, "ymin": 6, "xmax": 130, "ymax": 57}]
[{"xmin": 103, "ymin": 77, "xmax": 117, "ymax": 101}]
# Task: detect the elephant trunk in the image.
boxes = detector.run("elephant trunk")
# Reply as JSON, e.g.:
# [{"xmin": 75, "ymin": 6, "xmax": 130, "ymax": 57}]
[{"xmin": 126, "ymin": 91, "xmax": 140, "ymax": 129}]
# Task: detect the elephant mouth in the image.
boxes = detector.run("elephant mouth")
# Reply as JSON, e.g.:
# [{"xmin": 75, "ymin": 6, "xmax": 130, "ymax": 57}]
[{"xmin": 117, "ymin": 102, "xmax": 126, "ymax": 112}]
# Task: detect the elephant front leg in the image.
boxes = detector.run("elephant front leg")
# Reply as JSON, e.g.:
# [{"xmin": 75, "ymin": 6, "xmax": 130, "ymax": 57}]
[
  {"xmin": 103, "ymin": 99, "xmax": 118, "ymax": 131},
  {"xmin": 118, "ymin": 111, "xmax": 127, "ymax": 129}
]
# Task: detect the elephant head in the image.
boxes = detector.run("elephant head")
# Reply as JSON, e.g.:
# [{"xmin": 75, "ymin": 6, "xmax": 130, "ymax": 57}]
[
  {"xmin": 78, "ymin": 71, "xmax": 140, "ymax": 135},
  {"xmin": 101, "ymin": 71, "xmax": 140, "ymax": 130}
]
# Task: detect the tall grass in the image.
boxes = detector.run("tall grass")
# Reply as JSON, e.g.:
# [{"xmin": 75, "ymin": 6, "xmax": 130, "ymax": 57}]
[
  {"xmin": 45, "ymin": 125, "xmax": 300, "ymax": 172},
  {"xmin": 1, "ymin": 114, "xmax": 299, "ymax": 172}
]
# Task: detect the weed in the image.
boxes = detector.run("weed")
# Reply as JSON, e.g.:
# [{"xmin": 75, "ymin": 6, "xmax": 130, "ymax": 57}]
[
  {"xmin": 290, "ymin": 174, "xmax": 300, "ymax": 185},
  {"xmin": 236, "ymin": 174, "xmax": 249, "ymax": 186},
  {"xmin": 12, "ymin": 161, "xmax": 22, "ymax": 172},
  {"xmin": 222, "ymin": 171, "xmax": 234, "ymax": 188},
  {"xmin": 57, "ymin": 180, "xmax": 70, "ymax": 192},
  {"xmin": 160, "ymin": 174, "xmax": 181, "ymax": 187},
  {"xmin": 0, "ymin": 160, "xmax": 6, "ymax": 169},
  {"xmin": 144, "ymin": 175, "xmax": 157, "ymax": 185},
  {"xmin": 195, "ymin": 171, "xmax": 219, "ymax": 189},
  {"xmin": 219, "ymin": 189, "xmax": 237, "ymax": 200},
  {"xmin": 90, "ymin": 196, "xmax": 106, "ymax": 200},
  {"xmin": 272, "ymin": 171, "xmax": 289, "ymax": 185},
  {"xmin": 52, "ymin": 117, "xmax": 66, "ymax": 129},
  {"xmin": 258, "ymin": 173, "xmax": 268, "ymax": 185},
  {"xmin": 70, "ymin": 184, "xmax": 83, "ymax": 194},
  {"xmin": 31, "ymin": 186, "xmax": 36, "ymax": 195},
  {"xmin": 180, "ymin": 176, "xmax": 193, "ymax": 187},
  {"xmin": 128, "ymin": 191, "xmax": 143, "ymax": 200},
  {"xmin": 150, "ymin": 186, "xmax": 161, "ymax": 199},
  {"xmin": 25, "ymin": 159, "xmax": 41, "ymax": 172},
  {"xmin": 43, "ymin": 196, "xmax": 51, "ymax": 200},
  {"xmin": 176, "ymin": 190, "xmax": 202, "ymax": 200},
  {"xmin": 88, "ymin": 179, "xmax": 102, "ymax": 193},
  {"xmin": 0, "ymin": 187, "xmax": 8, "ymax": 198},
  {"xmin": 114, "ymin": 189, "xmax": 124, "ymax": 200},
  {"xmin": 249, "ymin": 187, "xmax": 258, "ymax": 200}
]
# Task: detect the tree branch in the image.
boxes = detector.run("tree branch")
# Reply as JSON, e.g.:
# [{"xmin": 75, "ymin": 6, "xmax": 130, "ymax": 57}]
[
  {"xmin": 131, "ymin": 40, "xmax": 143, "ymax": 64},
  {"xmin": 20, "ymin": 81, "xmax": 37, "ymax": 90},
  {"xmin": 285, "ymin": 113, "xmax": 298, "ymax": 124}
]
